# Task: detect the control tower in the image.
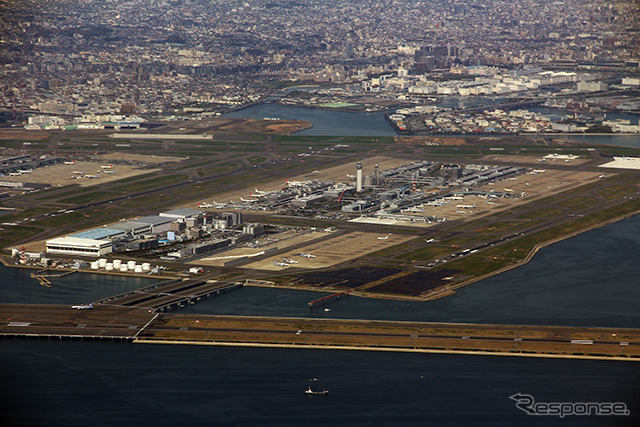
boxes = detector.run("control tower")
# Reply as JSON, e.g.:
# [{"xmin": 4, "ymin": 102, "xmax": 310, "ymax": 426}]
[{"xmin": 356, "ymin": 162, "xmax": 363, "ymax": 192}]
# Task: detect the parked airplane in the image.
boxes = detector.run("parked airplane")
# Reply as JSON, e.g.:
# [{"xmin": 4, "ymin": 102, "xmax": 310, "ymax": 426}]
[
  {"xmin": 72, "ymin": 303, "xmax": 93, "ymax": 310},
  {"xmin": 504, "ymin": 188, "xmax": 514, "ymax": 192},
  {"xmin": 456, "ymin": 210, "xmax": 467, "ymax": 214},
  {"xmin": 424, "ymin": 238, "xmax": 437, "ymax": 243},
  {"xmin": 85, "ymin": 173, "xmax": 100, "ymax": 178},
  {"xmin": 100, "ymin": 165, "xmax": 113, "ymax": 169},
  {"xmin": 72, "ymin": 170, "xmax": 85, "ymax": 175},
  {"xmin": 64, "ymin": 161, "xmax": 76, "ymax": 165},
  {"xmin": 198, "ymin": 202, "xmax": 213, "ymax": 208},
  {"xmin": 485, "ymin": 201, "xmax": 496, "ymax": 205},
  {"xmin": 530, "ymin": 169, "xmax": 546, "ymax": 174},
  {"xmin": 282, "ymin": 258, "xmax": 298, "ymax": 264},
  {"xmin": 273, "ymin": 260, "xmax": 288, "ymax": 267},
  {"xmin": 104, "ymin": 170, "xmax": 116, "ymax": 174},
  {"xmin": 17, "ymin": 169, "xmax": 32, "ymax": 174},
  {"xmin": 346, "ymin": 174, "xmax": 355, "ymax": 179},
  {"xmin": 298, "ymin": 252, "xmax": 316, "ymax": 258},
  {"xmin": 240, "ymin": 197, "xmax": 258, "ymax": 203},
  {"xmin": 377, "ymin": 235, "xmax": 389, "ymax": 240},
  {"xmin": 456, "ymin": 204, "xmax": 476, "ymax": 209},
  {"xmin": 598, "ymin": 174, "xmax": 606, "ymax": 179}
]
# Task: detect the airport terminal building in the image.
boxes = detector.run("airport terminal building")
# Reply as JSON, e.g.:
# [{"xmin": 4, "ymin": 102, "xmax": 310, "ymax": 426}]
[{"xmin": 45, "ymin": 237, "xmax": 113, "ymax": 257}]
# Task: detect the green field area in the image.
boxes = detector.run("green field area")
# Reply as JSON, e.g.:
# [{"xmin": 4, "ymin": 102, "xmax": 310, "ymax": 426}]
[
  {"xmin": 59, "ymin": 191, "xmax": 118, "ymax": 205},
  {"xmin": 112, "ymin": 174, "xmax": 188, "ymax": 192},
  {"xmin": 196, "ymin": 163, "xmax": 236, "ymax": 177},
  {"xmin": 597, "ymin": 185, "xmax": 635, "ymax": 200},
  {"xmin": 0, "ymin": 226, "xmax": 45, "ymax": 248},
  {"xmin": 560, "ymin": 197, "xmax": 598, "ymax": 211}
]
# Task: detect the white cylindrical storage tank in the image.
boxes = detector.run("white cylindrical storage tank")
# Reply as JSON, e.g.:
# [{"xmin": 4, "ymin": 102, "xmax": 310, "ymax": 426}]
[
  {"xmin": 113, "ymin": 259, "xmax": 122, "ymax": 269},
  {"xmin": 127, "ymin": 260, "xmax": 136, "ymax": 269},
  {"xmin": 119, "ymin": 265, "xmax": 128, "ymax": 272},
  {"xmin": 90, "ymin": 261, "xmax": 99, "ymax": 270},
  {"xmin": 105, "ymin": 263, "xmax": 114, "ymax": 271},
  {"xmin": 134, "ymin": 265, "xmax": 143, "ymax": 273},
  {"xmin": 142, "ymin": 263, "xmax": 151, "ymax": 271},
  {"xmin": 98, "ymin": 258, "xmax": 107, "ymax": 268}
]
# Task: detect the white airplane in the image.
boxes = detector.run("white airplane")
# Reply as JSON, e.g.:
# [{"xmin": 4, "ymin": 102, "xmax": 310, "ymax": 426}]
[
  {"xmin": 456, "ymin": 204, "xmax": 476, "ymax": 209},
  {"xmin": 85, "ymin": 173, "xmax": 100, "ymax": 178},
  {"xmin": 504, "ymin": 188, "xmax": 514, "ymax": 192},
  {"xmin": 286, "ymin": 179, "xmax": 303, "ymax": 187},
  {"xmin": 240, "ymin": 197, "xmax": 258, "ymax": 203},
  {"xmin": 8, "ymin": 172, "xmax": 21, "ymax": 176},
  {"xmin": 104, "ymin": 170, "xmax": 116, "ymax": 174},
  {"xmin": 377, "ymin": 235, "xmax": 389, "ymax": 240},
  {"xmin": 530, "ymin": 169, "xmax": 546, "ymax": 174},
  {"xmin": 64, "ymin": 161, "xmax": 76, "ymax": 165},
  {"xmin": 198, "ymin": 202, "xmax": 213, "ymax": 208},
  {"xmin": 17, "ymin": 169, "xmax": 32, "ymax": 174},
  {"xmin": 273, "ymin": 260, "xmax": 288, "ymax": 267},
  {"xmin": 346, "ymin": 174, "xmax": 355, "ymax": 179},
  {"xmin": 253, "ymin": 188, "xmax": 273, "ymax": 196},
  {"xmin": 282, "ymin": 258, "xmax": 298, "ymax": 264},
  {"xmin": 598, "ymin": 174, "xmax": 605, "ymax": 179},
  {"xmin": 100, "ymin": 165, "xmax": 113, "ymax": 169},
  {"xmin": 456, "ymin": 210, "xmax": 467, "ymax": 214},
  {"xmin": 72, "ymin": 303, "xmax": 93, "ymax": 310},
  {"xmin": 424, "ymin": 238, "xmax": 437, "ymax": 243},
  {"xmin": 312, "ymin": 170, "xmax": 319, "ymax": 174},
  {"xmin": 298, "ymin": 252, "xmax": 316, "ymax": 258},
  {"xmin": 448, "ymin": 196, "xmax": 464, "ymax": 200},
  {"xmin": 485, "ymin": 201, "xmax": 495, "ymax": 205},
  {"xmin": 72, "ymin": 170, "xmax": 85, "ymax": 175}
]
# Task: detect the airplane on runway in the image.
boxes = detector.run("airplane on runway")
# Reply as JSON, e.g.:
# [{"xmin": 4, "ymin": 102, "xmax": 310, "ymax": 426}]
[
  {"xmin": 273, "ymin": 260, "xmax": 288, "ymax": 267},
  {"xmin": 456, "ymin": 204, "xmax": 476, "ymax": 209},
  {"xmin": 72, "ymin": 303, "xmax": 93, "ymax": 310},
  {"xmin": 298, "ymin": 252, "xmax": 316, "ymax": 258},
  {"xmin": 424, "ymin": 238, "xmax": 437, "ymax": 243},
  {"xmin": 282, "ymin": 258, "xmax": 298, "ymax": 264},
  {"xmin": 377, "ymin": 235, "xmax": 389, "ymax": 240},
  {"xmin": 64, "ymin": 161, "xmax": 76, "ymax": 165},
  {"xmin": 598, "ymin": 174, "xmax": 606, "ymax": 179}
]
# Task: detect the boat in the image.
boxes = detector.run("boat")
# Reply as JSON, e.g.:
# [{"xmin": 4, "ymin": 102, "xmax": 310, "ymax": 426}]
[{"xmin": 305, "ymin": 386, "xmax": 329, "ymax": 395}]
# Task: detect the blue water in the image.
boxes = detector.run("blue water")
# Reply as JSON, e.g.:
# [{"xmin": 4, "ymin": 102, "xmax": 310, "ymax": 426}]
[
  {"xmin": 224, "ymin": 103, "xmax": 398, "ymax": 136},
  {"xmin": 225, "ymin": 102, "xmax": 640, "ymax": 147},
  {"xmin": 1, "ymin": 213, "xmax": 639, "ymax": 425}
]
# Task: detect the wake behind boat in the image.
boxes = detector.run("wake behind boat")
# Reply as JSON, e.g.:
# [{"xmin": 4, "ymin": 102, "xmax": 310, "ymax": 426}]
[{"xmin": 305, "ymin": 386, "xmax": 329, "ymax": 395}]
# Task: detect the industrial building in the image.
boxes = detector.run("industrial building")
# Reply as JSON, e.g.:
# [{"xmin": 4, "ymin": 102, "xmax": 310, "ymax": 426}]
[{"xmin": 45, "ymin": 237, "xmax": 113, "ymax": 257}]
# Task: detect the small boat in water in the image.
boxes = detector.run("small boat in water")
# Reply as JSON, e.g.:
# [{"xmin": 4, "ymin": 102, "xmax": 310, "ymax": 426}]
[{"xmin": 305, "ymin": 386, "xmax": 329, "ymax": 395}]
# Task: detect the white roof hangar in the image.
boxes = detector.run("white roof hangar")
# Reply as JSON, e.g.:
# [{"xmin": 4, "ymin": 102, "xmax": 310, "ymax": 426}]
[{"xmin": 46, "ymin": 237, "xmax": 113, "ymax": 257}]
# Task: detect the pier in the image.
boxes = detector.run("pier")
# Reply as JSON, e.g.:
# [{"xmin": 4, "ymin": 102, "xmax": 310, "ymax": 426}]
[{"xmin": 308, "ymin": 290, "xmax": 351, "ymax": 308}]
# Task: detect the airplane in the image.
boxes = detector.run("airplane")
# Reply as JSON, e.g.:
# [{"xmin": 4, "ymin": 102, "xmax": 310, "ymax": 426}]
[
  {"xmin": 346, "ymin": 174, "xmax": 355, "ymax": 179},
  {"xmin": 485, "ymin": 201, "xmax": 496, "ymax": 205},
  {"xmin": 72, "ymin": 170, "xmax": 85, "ymax": 175},
  {"xmin": 8, "ymin": 172, "xmax": 21, "ymax": 176},
  {"xmin": 240, "ymin": 197, "xmax": 258, "ymax": 203},
  {"xmin": 198, "ymin": 202, "xmax": 213, "ymax": 208},
  {"xmin": 282, "ymin": 258, "xmax": 298, "ymax": 264},
  {"xmin": 253, "ymin": 188, "xmax": 274, "ymax": 196},
  {"xmin": 64, "ymin": 161, "xmax": 76, "ymax": 165},
  {"xmin": 456, "ymin": 210, "xmax": 467, "ymax": 214},
  {"xmin": 448, "ymin": 196, "xmax": 464, "ymax": 200},
  {"xmin": 273, "ymin": 260, "xmax": 288, "ymax": 267},
  {"xmin": 598, "ymin": 174, "xmax": 605, "ymax": 179},
  {"xmin": 104, "ymin": 170, "xmax": 116, "ymax": 174},
  {"xmin": 312, "ymin": 170, "xmax": 319, "ymax": 174},
  {"xmin": 424, "ymin": 238, "xmax": 436, "ymax": 243},
  {"xmin": 17, "ymin": 169, "xmax": 32, "ymax": 174},
  {"xmin": 100, "ymin": 165, "xmax": 113, "ymax": 169},
  {"xmin": 456, "ymin": 204, "xmax": 476, "ymax": 209},
  {"xmin": 286, "ymin": 179, "xmax": 303, "ymax": 187},
  {"xmin": 504, "ymin": 188, "xmax": 514, "ymax": 192},
  {"xmin": 530, "ymin": 169, "xmax": 546, "ymax": 174},
  {"xmin": 72, "ymin": 303, "xmax": 93, "ymax": 310},
  {"xmin": 377, "ymin": 235, "xmax": 389, "ymax": 240},
  {"xmin": 85, "ymin": 173, "xmax": 100, "ymax": 178},
  {"xmin": 298, "ymin": 252, "xmax": 316, "ymax": 258}
]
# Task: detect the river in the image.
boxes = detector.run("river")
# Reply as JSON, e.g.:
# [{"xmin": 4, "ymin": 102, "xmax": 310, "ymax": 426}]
[{"xmin": 1, "ymin": 214, "xmax": 639, "ymax": 425}]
